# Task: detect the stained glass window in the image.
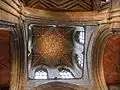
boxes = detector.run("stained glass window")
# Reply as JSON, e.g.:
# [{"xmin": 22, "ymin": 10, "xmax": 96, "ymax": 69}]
[
  {"xmin": 75, "ymin": 54, "xmax": 84, "ymax": 69},
  {"xmin": 58, "ymin": 68, "xmax": 74, "ymax": 79},
  {"xmin": 34, "ymin": 68, "xmax": 48, "ymax": 79},
  {"xmin": 74, "ymin": 27, "xmax": 85, "ymax": 44},
  {"xmin": 74, "ymin": 27, "xmax": 85, "ymax": 70}
]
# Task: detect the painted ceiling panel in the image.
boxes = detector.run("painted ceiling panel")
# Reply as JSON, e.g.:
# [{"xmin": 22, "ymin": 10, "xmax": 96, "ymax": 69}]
[
  {"xmin": 0, "ymin": 30, "xmax": 11, "ymax": 86},
  {"xmin": 103, "ymin": 35, "xmax": 120, "ymax": 84},
  {"xmin": 31, "ymin": 26, "xmax": 74, "ymax": 67},
  {"xmin": 0, "ymin": 30, "xmax": 10, "ymax": 43}
]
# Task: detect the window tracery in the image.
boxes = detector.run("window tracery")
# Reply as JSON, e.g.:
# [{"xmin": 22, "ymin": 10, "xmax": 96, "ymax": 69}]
[
  {"xmin": 73, "ymin": 27, "xmax": 85, "ymax": 70},
  {"xmin": 58, "ymin": 68, "xmax": 74, "ymax": 79},
  {"xmin": 74, "ymin": 27, "xmax": 85, "ymax": 45},
  {"xmin": 34, "ymin": 68, "xmax": 48, "ymax": 79},
  {"xmin": 75, "ymin": 54, "xmax": 84, "ymax": 69}
]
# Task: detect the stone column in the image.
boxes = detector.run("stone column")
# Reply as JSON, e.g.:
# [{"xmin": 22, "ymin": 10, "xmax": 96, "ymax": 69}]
[
  {"xmin": 10, "ymin": 24, "xmax": 27, "ymax": 90},
  {"xmin": 10, "ymin": 27, "xmax": 21, "ymax": 90}
]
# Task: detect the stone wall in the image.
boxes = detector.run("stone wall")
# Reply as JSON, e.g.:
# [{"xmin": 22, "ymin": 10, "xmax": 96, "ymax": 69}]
[{"xmin": 0, "ymin": 1, "xmax": 26, "ymax": 90}]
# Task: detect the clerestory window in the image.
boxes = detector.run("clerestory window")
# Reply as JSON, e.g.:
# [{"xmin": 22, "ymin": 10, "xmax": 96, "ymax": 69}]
[
  {"xmin": 58, "ymin": 68, "xmax": 74, "ymax": 79},
  {"xmin": 34, "ymin": 68, "xmax": 48, "ymax": 79},
  {"xmin": 74, "ymin": 27, "xmax": 85, "ymax": 45},
  {"xmin": 74, "ymin": 27, "xmax": 85, "ymax": 70}
]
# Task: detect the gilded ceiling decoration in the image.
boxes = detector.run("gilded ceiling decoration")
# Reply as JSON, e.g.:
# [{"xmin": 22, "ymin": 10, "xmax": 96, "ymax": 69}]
[
  {"xmin": 21, "ymin": 0, "xmax": 93, "ymax": 11},
  {"xmin": 32, "ymin": 26, "xmax": 74, "ymax": 67},
  {"xmin": 36, "ymin": 30, "xmax": 71, "ymax": 61},
  {"xmin": 103, "ymin": 35, "xmax": 120, "ymax": 84}
]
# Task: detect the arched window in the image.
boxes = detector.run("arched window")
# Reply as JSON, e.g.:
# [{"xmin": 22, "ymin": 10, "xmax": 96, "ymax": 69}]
[
  {"xmin": 74, "ymin": 27, "xmax": 85, "ymax": 44},
  {"xmin": 34, "ymin": 68, "xmax": 48, "ymax": 79},
  {"xmin": 58, "ymin": 68, "xmax": 74, "ymax": 79},
  {"xmin": 74, "ymin": 27, "xmax": 85, "ymax": 71},
  {"xmin": 75, "ymin": 53, "xmax": 84, "ymax": 69}
]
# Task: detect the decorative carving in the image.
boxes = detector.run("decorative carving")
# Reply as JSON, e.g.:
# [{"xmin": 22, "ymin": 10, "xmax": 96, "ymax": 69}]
[
  {"xmin": 31, "ymin": 26, "xmax": 74, "ymax": 67},
  {"xmin": 33, "ymin": 82, "xmax": 88, "ymax": 90},
  {"xmin": 21, "ymin": 0, "xmax": 93, "ymax": 11}
]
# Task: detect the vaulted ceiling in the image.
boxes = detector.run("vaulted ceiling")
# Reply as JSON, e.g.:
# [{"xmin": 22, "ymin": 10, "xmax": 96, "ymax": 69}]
[
  {"xmin": 31, "ymin": 26, "xmax": 74, "ymax": 68},
  {"xmin": 20, "ymin": 0, "xmax": 102, "ymax": 11}
]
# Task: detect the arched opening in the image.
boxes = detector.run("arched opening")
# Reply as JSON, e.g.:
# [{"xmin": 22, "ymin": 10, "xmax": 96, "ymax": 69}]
[
  {"xmin": 33, "ymin": 82, "xmax": 88, "ymax": 90},
  {"xmin": 34, "ymin": 68, "xmax": 48, "ymax": 79},
  {"xmin": 91, "ymin": 25, "xmax": 120, "ymax": 90},
  {"xmin": 58, "ymin": 68, "xmax": 74, "ymax": 79}
]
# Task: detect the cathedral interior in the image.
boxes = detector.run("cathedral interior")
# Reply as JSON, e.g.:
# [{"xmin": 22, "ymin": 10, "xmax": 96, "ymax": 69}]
[{"xmin": 0, "ymin": 0, "xmax": 120, "ymax": 90}]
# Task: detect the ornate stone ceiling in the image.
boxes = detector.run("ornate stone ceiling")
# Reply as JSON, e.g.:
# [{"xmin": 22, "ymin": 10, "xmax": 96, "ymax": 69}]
[
  {"xmin": 37, "ymin": 30, "xmax": 71, "ymax": 61},
  {"xmin": 31, "ymin": 26, "xmax": 74, "ymax": 67},
  {"xmin": 20, "ymin": 0, "xmax": 102, "ymax": 11}
]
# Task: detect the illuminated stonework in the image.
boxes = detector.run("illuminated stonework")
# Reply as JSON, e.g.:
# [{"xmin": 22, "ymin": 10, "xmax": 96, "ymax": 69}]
[{"xmin": 36, "ymin": 30, "xmax": 71, "ymax": 61}]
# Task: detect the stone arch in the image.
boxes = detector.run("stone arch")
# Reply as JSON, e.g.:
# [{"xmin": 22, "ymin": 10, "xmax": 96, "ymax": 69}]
[
  {"xmin": 88, "ymin": 25, "xmax": 117, "ymax": 90},
  {"xmin": 29, "ymin": 65, "xmax": 49, "ymax": 79},
  {"xmin": 33, "ymin": 82, "xmax": 88, "ymax": 90}
]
